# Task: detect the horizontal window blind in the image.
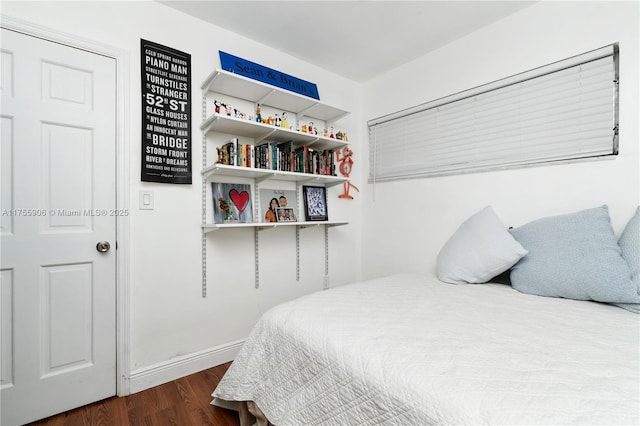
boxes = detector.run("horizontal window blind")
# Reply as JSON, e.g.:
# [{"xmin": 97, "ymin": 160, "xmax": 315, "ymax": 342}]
[{"xmin": 368, "ymin": 44, "xmax": 619, "ymax": 182}]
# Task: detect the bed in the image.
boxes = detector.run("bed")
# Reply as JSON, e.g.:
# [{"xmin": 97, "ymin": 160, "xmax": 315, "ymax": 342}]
[
  {"xmin": 211, "ymin": 206, "xmax": 640, "ymax": 425},
  {"xmin": 212, "ymin": 273, "xmax": 639, "ymax": 425}
]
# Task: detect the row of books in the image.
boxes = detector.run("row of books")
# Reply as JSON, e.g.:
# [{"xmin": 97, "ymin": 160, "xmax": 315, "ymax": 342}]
[{"xmin": 217, "ymin": 138, "xmax": 337, "ymax": 176}]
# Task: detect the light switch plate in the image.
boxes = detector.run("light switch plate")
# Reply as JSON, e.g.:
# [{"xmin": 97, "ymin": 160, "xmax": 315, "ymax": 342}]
[{"xmin": 139, "ymin": 190, "xmax": 154, "ymax": 210}]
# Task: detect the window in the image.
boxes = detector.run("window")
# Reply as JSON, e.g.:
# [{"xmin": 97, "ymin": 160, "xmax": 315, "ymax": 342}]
[{"xmin": 368, "ymin": 44, "xmax": 619, "ymax": 182}]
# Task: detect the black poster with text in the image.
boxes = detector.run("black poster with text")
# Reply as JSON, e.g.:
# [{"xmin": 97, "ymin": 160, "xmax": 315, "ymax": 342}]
[{"xmin": 141, "ymin": 39, "xmax": 192, "ymax": 184}]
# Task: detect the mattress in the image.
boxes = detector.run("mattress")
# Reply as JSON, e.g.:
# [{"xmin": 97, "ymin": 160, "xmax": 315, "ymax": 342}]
[{"xmin": 212, "ymin": 274, "xmax": 640, "ymax": 425}]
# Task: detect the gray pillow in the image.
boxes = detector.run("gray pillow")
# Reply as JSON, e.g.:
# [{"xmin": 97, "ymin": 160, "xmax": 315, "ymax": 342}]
[
  {"xmin": 613, "ymin": 207, "xmax": 640, "ymax": 312},
  {"xmin": 509, "ymin": 205, "xmax": 639, "ymax": 303},
  {"xmin": 618, "ymin": 206, "xmax": 640, "ymax": 283},
  {"xmin": 437, "ymin": 206, "xmax": 528, "ymax": 284}
]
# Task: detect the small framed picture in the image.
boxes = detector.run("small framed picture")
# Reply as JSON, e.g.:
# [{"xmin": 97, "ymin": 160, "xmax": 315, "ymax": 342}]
[
  {"xmin": 211, "ymin": 182, "xmax": 254, "ymax": 224},
  {"xmin": 302, "ymin": 185, "xmax": 328, "ymax": 221},
  {"xmin": 276, "ymin": 207, "xmax": 296, "ymax": 222},
  {"xmin": 260, "ymin": 189, "xmax": 297, "ymax": 223}
]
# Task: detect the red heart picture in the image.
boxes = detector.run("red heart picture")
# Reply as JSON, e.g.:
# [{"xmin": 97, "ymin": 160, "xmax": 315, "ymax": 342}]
[{"xmin": 229, "ymin": 189, "xmax": 250, "ymax": 213}]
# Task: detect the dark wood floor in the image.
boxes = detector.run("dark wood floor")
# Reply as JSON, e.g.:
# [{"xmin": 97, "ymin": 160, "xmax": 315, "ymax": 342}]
[{"xmin": 28, "ymin": 362, "xmax": 239, "ymax": 426}]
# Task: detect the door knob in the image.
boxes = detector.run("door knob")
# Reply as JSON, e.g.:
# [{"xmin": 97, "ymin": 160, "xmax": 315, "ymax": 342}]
[{"xmin": 96, "ymin": 241, "xmax": 111, "ymax": 253}]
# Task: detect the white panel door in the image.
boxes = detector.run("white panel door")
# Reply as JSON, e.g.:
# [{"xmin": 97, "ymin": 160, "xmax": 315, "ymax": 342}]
[{"xmin": 0, "ymin": 28, "xmax": 117, "ymax": 425}]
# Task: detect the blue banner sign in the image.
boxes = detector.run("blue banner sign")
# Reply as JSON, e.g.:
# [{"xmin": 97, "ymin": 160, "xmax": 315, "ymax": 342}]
[{"xmin": 219, "ymin": 51, "xmax": 320, "ymax": 100}]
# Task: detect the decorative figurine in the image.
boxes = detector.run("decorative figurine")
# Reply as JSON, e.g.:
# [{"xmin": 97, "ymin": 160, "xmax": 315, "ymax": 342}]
[
  {"xmin": 330, "ymin": 126, "xmax": 335, "ymax": 139},
  {"xmin": 308, "ymin": 122, "xmax": 314, "ymax": 134},
  {"xmin": 274, "ymin": 114, "xmax": 282, "ymax": 127},
  {"xmin": 256, "ymin": 104, "xmax": 262, "ymax": 123},
  {"xmin": 225, "ymin": 104, "xmax": 233, "ymax": 116},
  {"xmin": 214, "ymin": 100, "xmax": 221, "ymax": 114},
  {"xmin": 336, "ymin": 146, "xmax": 359, "ymax": 199},
  {"xmin": 336, "ymin": 131, "xmax": 343, "ymax": 140},
  {"xmin": 301, "ymin": 125, "xmax": 307, "ymax": 133},
  {"xmin": 216, "ymin": 146, "xmax": 229, "ymax": 165},
  {"xmin": 281, "ymin": 112, "xmax": 289, "ymax": 129}
]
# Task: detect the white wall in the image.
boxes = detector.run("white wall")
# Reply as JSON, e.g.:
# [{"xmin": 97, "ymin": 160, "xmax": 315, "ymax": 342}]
[
  {"xmin": 361, "ymin": 1, "xmax": 640, "ymax": 279},
  {"xmin": 1, "ymin": 0, "xmax": 363, "ymax": 388}
]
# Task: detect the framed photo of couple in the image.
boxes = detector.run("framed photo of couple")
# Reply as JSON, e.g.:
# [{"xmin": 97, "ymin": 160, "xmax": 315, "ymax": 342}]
[
  {"xmin": 260, "ymin": 189, "xmax": 297, "ymax": 223},
  {"xmin": 302, "ymin": 185, "xmax": 328, "ymax": 221}
]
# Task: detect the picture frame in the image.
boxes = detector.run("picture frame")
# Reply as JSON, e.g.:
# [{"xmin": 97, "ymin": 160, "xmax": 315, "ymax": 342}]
[
  {"xmin": 276, "ymin": 207, "xmax": 296, "ymax": 222},
  {"xmin": 260, "ymin": 189, "xmax": 297, "ymax": 223},
  {"xmin": 302, "ymin": 185, "xmax": 328, "ymax": 221},
  {"xmin": 211, "ymin": 182, "xmax": 254, "ymax": 224}
]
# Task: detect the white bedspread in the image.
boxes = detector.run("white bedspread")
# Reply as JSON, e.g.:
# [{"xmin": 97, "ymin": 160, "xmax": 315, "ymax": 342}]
[{"xmin": 212, "ymin": 274, "xmax": 640, "ymax": 425}]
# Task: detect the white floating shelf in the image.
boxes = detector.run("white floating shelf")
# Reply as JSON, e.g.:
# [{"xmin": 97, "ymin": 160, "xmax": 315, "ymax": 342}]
[
  {"xmin": 201, "ymin": 69, "xmax": 349, "ymax": 123},
  {"xmin": 201, "ymin": 163, "xmax": 347, "ymax": 187},
  {"xmin": 202, "ymin": 221, "xmax": 348, "ymax": 234},
  {"xmin": 200, "ymin": 114, "xmax": 348, "ymax": 150}
]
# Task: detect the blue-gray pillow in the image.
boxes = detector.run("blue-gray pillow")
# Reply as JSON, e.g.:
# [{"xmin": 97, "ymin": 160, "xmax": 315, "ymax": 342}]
[
  {"xmin": 613, "ymin": 207, "xmax": 640, "ymax": 312},
  {"xmin": 509, "ymin": 206, "xmax": 639, "ymax": 303},
  {"xmin": 618, "ymin": 206, "xmax": 640, "ymax": 283}
]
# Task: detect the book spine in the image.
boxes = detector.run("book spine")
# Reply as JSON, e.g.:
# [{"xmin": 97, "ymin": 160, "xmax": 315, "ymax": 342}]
[{"xmin": 235, "ymin": 139, "xmax": 241, "ymax": 167}]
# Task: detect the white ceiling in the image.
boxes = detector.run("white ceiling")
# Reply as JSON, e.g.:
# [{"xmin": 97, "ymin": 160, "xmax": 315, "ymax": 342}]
[{"xmin": 158, "ymin": 1, "xmax": 536, "ymax": 83}]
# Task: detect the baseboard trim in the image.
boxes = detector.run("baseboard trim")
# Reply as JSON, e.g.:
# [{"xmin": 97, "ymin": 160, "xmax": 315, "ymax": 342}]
[{"xmin": 128, "ymin": 339, "xmax": 245, "ymax": 394}]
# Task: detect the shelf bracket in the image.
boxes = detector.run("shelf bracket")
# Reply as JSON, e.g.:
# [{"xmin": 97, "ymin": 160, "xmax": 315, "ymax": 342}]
[
  {"xmin": 254, "ymin": 227, "xmax": 260, "ymax": 289},
  {"xmin": 200, "ymin": 70, "xmax": 222, "ymax": 94},
  {"xmin": 200, "ymin": 115, "xmax": 220, "ymax": 135},
  {"xmin": 324, "ymin": 225, "xmax": 330, "ymax": 277},
  {"xmin": 257, "ymin": 88, "xmax": 276, "ymax": 106},
  {"xmin": 202, "ymin": 167, "xmax": 222, "ymax": 181},
  {"xmin": 296, "ymin": 226, "xmax": 301, "ymax": 281},
  {"xmin": 298, "ymin": 102, "xmax": 320, "ymax": 118},
  {"xmin": 323, "ymin": 192, "xmax": 332, "ymax": 279},
  {"xmin": 299, "ymin": 176, "xmax": 327, "ymax": 185},
  {"xmin": 255, "ymin": 172, "xmax": 277, "ymax": 184},
  {"xmin": 306, "ymin": 137, "xmax": 321, "ymax": 147},
  {"xmin": 324, "ymin": 179, "xmax": 345, "ymax": 189},
  {"xmin": 255, "ymin": 128, "xmax": 276, "ymax": 144},
  {"xmin": 326, "ymin": 111, "xmax": 350, "ymax": 126},
  {"xmin": 201, "ymin": 94, "xmax": 209, "ymax": 298},
  {"xmin": 298, "ymin": 223, "xmax": 322, "ymax": 229}
]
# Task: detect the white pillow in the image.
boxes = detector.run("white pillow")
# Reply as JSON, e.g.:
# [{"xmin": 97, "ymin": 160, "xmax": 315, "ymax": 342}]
[{"xmin": 437, "ymin": 206, "xmax": 528, "ymax": 284}]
